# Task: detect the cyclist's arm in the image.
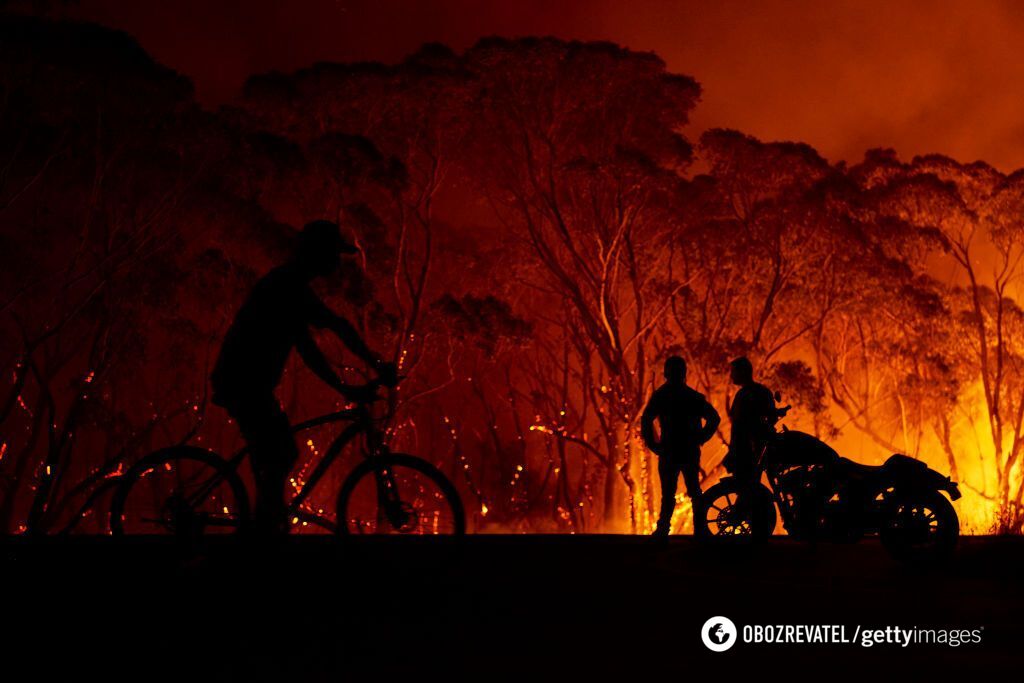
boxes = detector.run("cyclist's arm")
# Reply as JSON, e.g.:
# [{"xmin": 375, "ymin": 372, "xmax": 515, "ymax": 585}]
[
  {"xmin": 326, "ymin": 314, "xmax": 381, "ymax": 367},
  {"xmin": 305, "ymin": 292, "xmax": 381, "ymax": 367},
  {"xmin": 295, "ymin": 327, "xmax": 354, "ymax": 396},
  {"xmin": 321, "ymin": 313, "xmax": 399, "ymax": 385}
]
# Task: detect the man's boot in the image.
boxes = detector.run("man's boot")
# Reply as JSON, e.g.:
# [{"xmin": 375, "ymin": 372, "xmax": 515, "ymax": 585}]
[{"xmin": 650, "ymin": 520, "xmax": 670, "ymax": 544}]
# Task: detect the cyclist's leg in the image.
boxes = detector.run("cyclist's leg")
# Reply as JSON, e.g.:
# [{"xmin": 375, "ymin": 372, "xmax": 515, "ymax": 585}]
[{"xmin": 229, "ymin": 395, "xmax": 297, "ymax": 536}]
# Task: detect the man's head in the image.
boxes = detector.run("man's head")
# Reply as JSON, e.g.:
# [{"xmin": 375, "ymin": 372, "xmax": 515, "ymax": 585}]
[
  {"xmin": 294, "ymin": 219, "xmax": 358, "ymax": 278},
  {"xmin": 664, "ymin": 356, "xmax": 687, "ymax": 385},
  {"xmin": 729, "ymin": 356, "xmax": 754, "ymax": 386}
]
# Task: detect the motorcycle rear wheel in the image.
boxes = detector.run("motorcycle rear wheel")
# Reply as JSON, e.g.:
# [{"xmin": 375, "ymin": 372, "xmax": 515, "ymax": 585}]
[{"xmin": 879, "ymin": 489, "xmax": 958, "ymax": 564}]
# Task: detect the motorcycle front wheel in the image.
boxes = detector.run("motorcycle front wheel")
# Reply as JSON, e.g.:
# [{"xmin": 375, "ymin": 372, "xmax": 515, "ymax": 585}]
[
  {"xmin": 694, "ymin": 479, "xmax": 776, "ymax": 542},
  {"xmin": 879, "ymin": 489, "xmax": 958, "ymax": 564}
]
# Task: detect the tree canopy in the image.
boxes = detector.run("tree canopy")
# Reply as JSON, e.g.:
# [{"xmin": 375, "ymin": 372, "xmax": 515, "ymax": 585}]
[{"xmin": 2, "ymin": 15, "xmax": 1022, "ymax": 534}]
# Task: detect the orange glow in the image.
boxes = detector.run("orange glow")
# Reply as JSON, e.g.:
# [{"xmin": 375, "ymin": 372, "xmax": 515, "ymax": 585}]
[{"xmin": 68, "ymin": 1, "xmax": 1024, "ymax": 171}]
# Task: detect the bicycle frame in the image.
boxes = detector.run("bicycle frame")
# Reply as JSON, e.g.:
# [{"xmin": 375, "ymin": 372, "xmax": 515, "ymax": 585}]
[{"xmin": 186, "ymin": 403, "xmax": 385, "ymax": 533}]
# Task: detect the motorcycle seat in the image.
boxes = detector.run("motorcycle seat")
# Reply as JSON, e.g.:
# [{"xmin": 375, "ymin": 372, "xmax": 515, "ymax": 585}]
[{"xmin": 835, "ymin": 457, "xmax": 885, "ymax": 479}]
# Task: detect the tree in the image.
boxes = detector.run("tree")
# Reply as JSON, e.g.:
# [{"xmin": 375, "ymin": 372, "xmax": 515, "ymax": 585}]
[
  {"xmin": 853, "ymin": 151, "xmax": 1024, "ymax": 530},
  {"xmin": 462, "ymin": 37, "xmax": 701, "ymax": 530}
]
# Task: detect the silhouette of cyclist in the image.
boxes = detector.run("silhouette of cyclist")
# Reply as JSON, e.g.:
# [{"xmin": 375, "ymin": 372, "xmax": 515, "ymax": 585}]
[
  {"xmin": 641, "ymin": 356, "xmax": 720, "ymax": 537},
  {"xmin": 724, "ymin": 356, "xmax": 776, "ymax": 483},
  {"xmin": 211, "ymin": 219, "xmax": 396, "ymax": 536}
]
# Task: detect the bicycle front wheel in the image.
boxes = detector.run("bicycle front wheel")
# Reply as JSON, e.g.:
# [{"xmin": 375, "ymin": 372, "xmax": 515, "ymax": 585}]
[
  {"xmin": 109, "ymin": 446, "xmax": 250, "ymax": 536},
  {"xmin": 336, "ymin": 453, "xmax": 465, "ymax": 535}
]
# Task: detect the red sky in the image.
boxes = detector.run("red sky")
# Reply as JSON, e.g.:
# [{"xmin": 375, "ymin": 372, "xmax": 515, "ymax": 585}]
[{"xmin": 65, "ymin": 0, "xmax": 1024, "ymax": 171}]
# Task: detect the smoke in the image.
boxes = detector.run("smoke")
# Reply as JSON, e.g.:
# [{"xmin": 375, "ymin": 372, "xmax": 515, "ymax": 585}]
[
  {"xmin": 606, "ymin": 0, "xmax": 1024, "ymax": 172},
  {"xmin": 66, "ymin": 0, "xmax": 1024, "ymax": 171}
]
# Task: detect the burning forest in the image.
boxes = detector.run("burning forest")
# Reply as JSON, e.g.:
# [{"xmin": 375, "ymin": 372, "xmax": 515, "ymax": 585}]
[{"xmin": 3, "ymin": 13, "xmax": 1024, "ymax": 537}]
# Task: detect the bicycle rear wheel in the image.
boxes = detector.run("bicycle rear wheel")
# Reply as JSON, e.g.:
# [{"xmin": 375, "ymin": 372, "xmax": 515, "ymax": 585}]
[
  {"xmin": 109, "ymin": 446, "xmax": 250, "ymax": 536},
  {"xmin": 336, "ymin": 453, "xmax": 465, "ymax": 535}
]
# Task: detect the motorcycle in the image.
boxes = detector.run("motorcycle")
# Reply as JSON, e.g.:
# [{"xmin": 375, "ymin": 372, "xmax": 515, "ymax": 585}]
[{"xmin": 693, "ymin": 395, "xmax": 961, "ymax": 563}]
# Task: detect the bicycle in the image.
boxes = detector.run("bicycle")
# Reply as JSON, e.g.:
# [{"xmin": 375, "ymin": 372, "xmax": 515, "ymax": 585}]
[{"xmin": 108, "ymin": 376, "xmax": 465, "ymax": 536}]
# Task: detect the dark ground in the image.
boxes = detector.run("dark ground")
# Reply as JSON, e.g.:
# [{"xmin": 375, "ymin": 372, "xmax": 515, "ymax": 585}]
[{"xmin": 2, "ymin": 535, "xmax": 1021, "ymax": 681}]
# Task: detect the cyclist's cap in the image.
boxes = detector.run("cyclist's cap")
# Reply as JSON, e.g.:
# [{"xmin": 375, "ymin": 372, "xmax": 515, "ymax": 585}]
[{"xmin": 300, "ymin": 219, "xmax": 359, "ymax": 254}]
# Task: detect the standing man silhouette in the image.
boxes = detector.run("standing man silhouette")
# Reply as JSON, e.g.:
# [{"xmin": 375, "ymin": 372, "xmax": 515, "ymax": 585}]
[
  {"xmin": 724, "ymin": 356, "xmax": 775, "ymax": 483},
  {"xmin": 641, "ymin": 356, "xmax": 720, "ymax": 537},
  {"xmin": 211, "ymin": 219, "xmax": 396, "ymax": 536}
]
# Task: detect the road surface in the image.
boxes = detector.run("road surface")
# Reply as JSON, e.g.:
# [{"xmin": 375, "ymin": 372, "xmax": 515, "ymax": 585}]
[{"xmin": 2, "ymin": 536, "xmax": 1021, "ymax": 680}]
